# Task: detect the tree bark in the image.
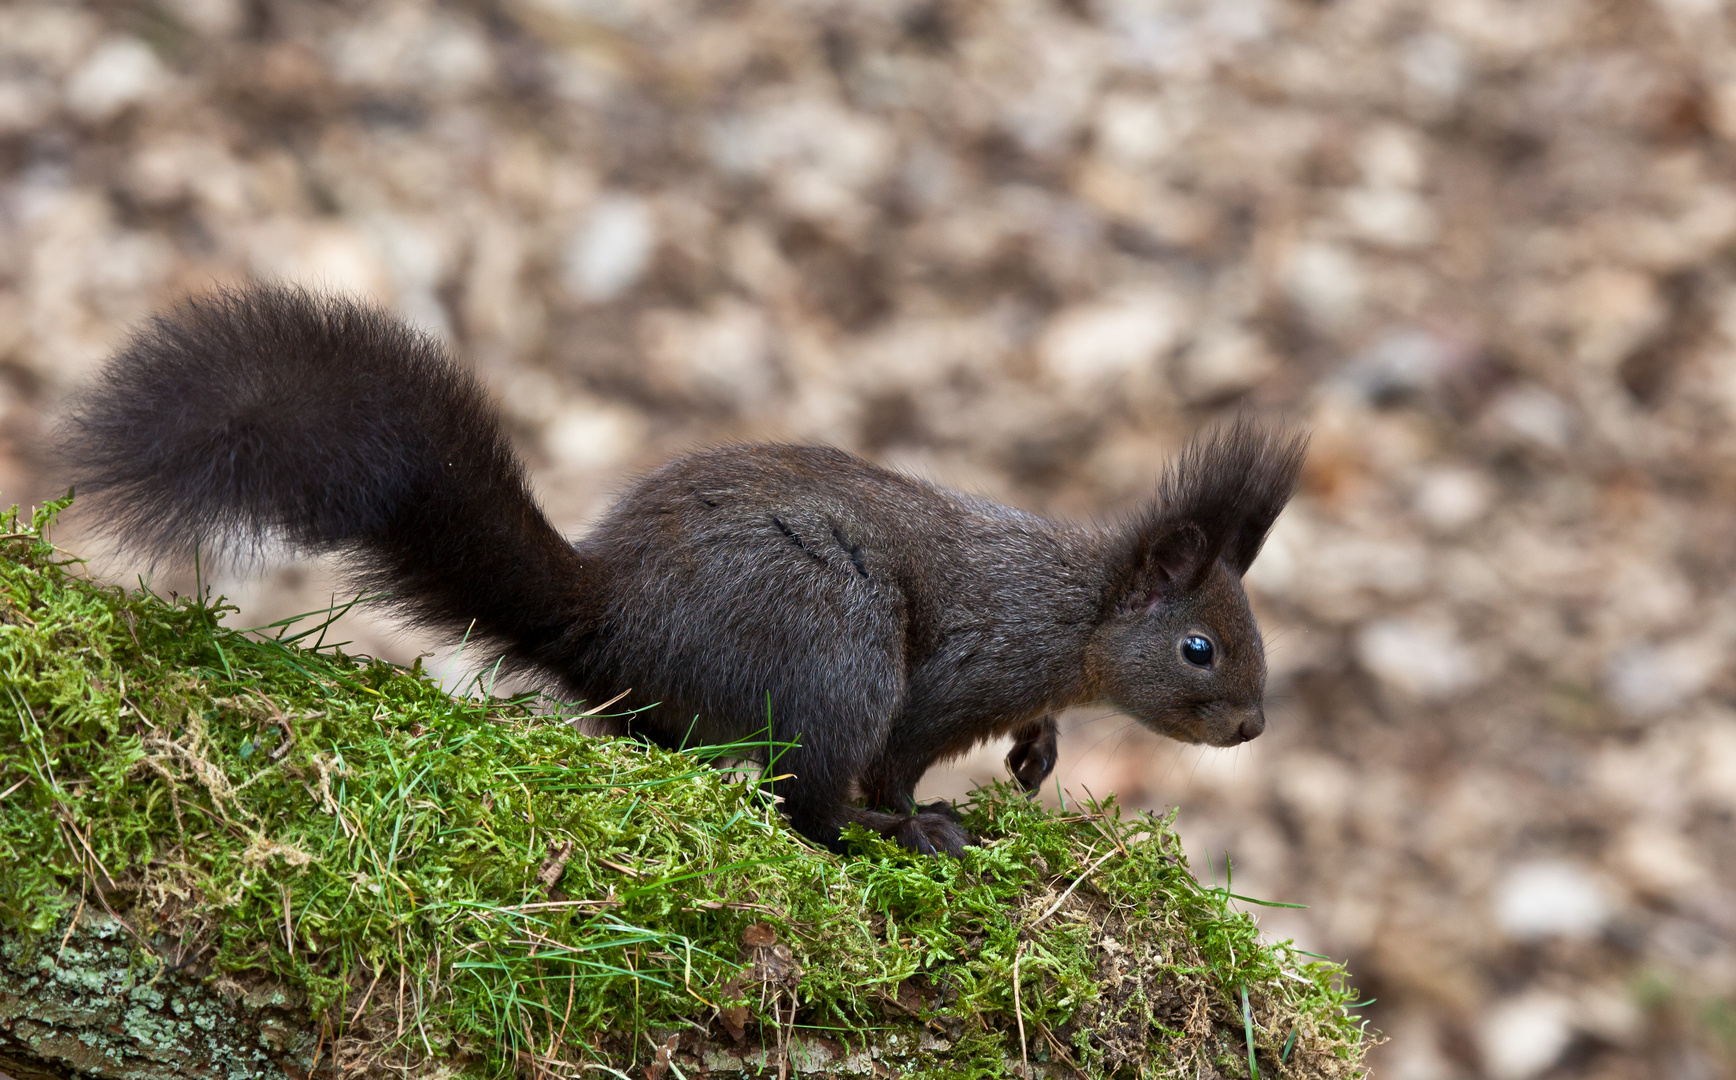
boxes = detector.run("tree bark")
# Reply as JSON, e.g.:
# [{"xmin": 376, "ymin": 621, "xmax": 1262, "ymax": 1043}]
[
  {"xmin": 0, "ymin": 910, "xmax": 319, "ymax": 1080},
  {"xmin": 0, "ymin": 908, "xmax": 982, "ymax": 1080}
]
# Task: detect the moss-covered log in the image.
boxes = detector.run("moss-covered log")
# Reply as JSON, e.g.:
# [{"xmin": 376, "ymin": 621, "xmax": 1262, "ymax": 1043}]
[{"xmin": 0, "ymin": 499, "xmax": 1374, "ymax": 1078}]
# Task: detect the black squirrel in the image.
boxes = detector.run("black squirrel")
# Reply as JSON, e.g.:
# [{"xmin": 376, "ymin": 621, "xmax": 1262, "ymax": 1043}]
[{"xmin": 62, "ymin": 286, "xmax": 1306, "ymax": 857}]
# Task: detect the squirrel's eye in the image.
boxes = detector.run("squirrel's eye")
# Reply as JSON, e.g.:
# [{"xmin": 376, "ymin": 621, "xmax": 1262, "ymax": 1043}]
[{"xmin": 1180, "ymin": 634, "xmax": 1214, "ymax": 668}]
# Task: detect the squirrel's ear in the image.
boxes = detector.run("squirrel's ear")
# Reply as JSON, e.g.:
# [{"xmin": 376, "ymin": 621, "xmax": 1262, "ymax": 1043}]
[
  {"xmin": 1126, "ymin": 521, "xmax": 1217, "ymax": 608},
  {"xmin": 1127, "ymin": 420, "xmax": 1307, "ymax": 594}
]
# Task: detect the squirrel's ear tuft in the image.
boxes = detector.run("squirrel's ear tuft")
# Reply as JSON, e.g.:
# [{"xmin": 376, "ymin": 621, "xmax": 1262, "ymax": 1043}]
[{"xmin": 1122, "ymin": 419, "xmax": 1307, "ymax": 599}]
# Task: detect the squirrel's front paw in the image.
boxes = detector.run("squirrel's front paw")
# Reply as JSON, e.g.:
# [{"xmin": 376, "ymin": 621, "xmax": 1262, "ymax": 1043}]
[
  {"xmin": 890, "ymin": 812, "xmax": 973, "ymax": 857},
  {"xmin": 1006, "ymin": 717, "xmax": 1058, "ymax": 793}
]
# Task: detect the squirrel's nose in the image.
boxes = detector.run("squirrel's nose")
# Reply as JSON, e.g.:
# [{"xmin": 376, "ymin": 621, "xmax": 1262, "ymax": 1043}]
[{"xmin": 1236, "ymin": 711, "xmax": 1266, "ymax": 743}]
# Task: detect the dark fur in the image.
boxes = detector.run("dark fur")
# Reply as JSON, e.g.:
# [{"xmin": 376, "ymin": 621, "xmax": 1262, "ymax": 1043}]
[{"xmin": 62, "ymin": 287, "xmax": 1306, "ymax": 857}]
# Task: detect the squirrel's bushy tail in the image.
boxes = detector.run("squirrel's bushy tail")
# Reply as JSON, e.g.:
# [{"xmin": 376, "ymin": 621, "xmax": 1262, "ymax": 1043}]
[{"xmin": 62, "ymin": 285, "xmax": 589, "ymax": 666}]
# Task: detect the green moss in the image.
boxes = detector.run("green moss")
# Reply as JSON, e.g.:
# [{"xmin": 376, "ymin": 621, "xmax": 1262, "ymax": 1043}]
[{"xmin": 0, "ymin": 496, "xmax": 1373, "ymax": 1077}]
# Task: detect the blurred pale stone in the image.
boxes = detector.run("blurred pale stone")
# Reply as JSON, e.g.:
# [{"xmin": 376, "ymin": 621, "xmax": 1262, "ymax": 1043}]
[
  {"xmin": 1479, "ymin": 992, "xmax": 1574, "ymax": 1080},
  {"xmin": 162, "ymin": 0, "xmax": 244, "ymax": 36},
  {"xmin": 1605, "ymin": 636, "xmax": 1722, "ymax": 718},
  {"xmin": 1486, "ymin": 386, "xmax": 1573, "ymax": 451},
  {"xmin": 1173, "ymin": 326, "xmax": 1275, "ymax": 403},
  {"xmin": 330, "ymin": 7, "xmax": 494, "ymax": 95},
  {"xmin": 1601, "ymin": 559, "xmax": 1695, "ymax": 634},
  {"xmin": 1357, "ymin": 614, "xmax": 1483, "ymax": 699},
  {"xmin": 563, "ymin": 194, "xmax": 655, "ymax": 302},
  {"xmin": 127, "ymin": 136, "xmax": 248, "ymax": 215},
  {"xmin": 1358, "ymin": 125, "xmax": 1426, "ymax": 190},
  {"xmin": 543, "ymin": 44, "xmax": 624, "ymax": 106},
  {"xmin": 1713, "ymin": 79, "xmax": 1736, "ymax": 142},
  {"xmin": 641, "ymin": 302, "xmax": 780, "ymax": 412},
  {"xmin": 517, "ymin": 0, "xmax": 657, "ymax": 30},
  {"xmin": 1284, "ymin": 241, "xmax": 1364, "ymax": 331},
  {"xmin": 1657, "ymin": 0, "xmax": 1720, "ymax": 18},
  {"xmin": 1570, "ymin": 268, "xmax": 1664, "ymax": 371},
  {"xmin": 1575, "ymin": 984, "xmax": 1643, "ymax": 1046},
  {"xmin": 850, "ymin": 315, "xmax": 1005, "ymax": 396},
  {"xmin": 1075, "ymin": 161, "xmax": 1215, "ymax": 248},
  {"xmin": 83, "ymin": 230, "xmax": 175, "ymax": 316},
  {"xmin": 1414, "ymin": 467, "xmax": 1492, "ymax": 532},
  {"xmin": 1040, "ymin": 292, "xmax": 1184, "ymax": 397},
  {"xmin": 773, "ymin": 170, "xmax": 874, "ymax": 237},
  {"xmin": 923, "ymin": 383, "xmax": 1072, "ymax": 463},
  {"xmin": 1340, "ymin": 188, "xmax": 1439, "ymax": 249},
  {"xmin": 1402, "ymin": 32, "xmax": 1467, "ymax": 117},
  {"xmin": 709, "ymin": 99, "xmax": 894, "ymax": 191},
  {"xmin": 0, "ymin": 293, "xmax": 24, "ymax": 364},
  {"xmin": 65, "ymin": 37, "xmax": 168, "ymax": 122},
  {"xmin": 1101, "ymin": 0, "xmax": 1210, "ymax": 75},
  {"xmin": 724, "ymin": 223, "xmax": 797, "ymax": 303},
  {"xmin": 1439, "ymin": 549, "xmax": 1505, "ymax": 609},
  {"xmin": 1590, "ymin": 724, "xmax": 1694, "ymax": 819},
  {"xmin": 1341, "ymin": 328, "xmax": 1457, "ymax": 402},
  {"xmin": 1249, "ymin": 511, "xmax": 1434, "ymax": 620},
  {"xmin": 781, "ymin": 379, "xmax": 858, "ymax": 449},
  {"xmin": 1094, "ymin": 93, "xmax": 1190, "ymax": 166},
  {"xmin": 1379, "ymin": 1014, "xmax": 1458, "ymax": 1080},
  {"xmin": 1199, "ymin": 0, "xmax": 1269, "ymax": 48},
  {"xmin": 1261, "ymin": 621, "xmax": 1331, "ymax": 695},
  {"xmin": 915, "ymin": 205, "xmax": 1005, "ymax": 268},
  {"xmin": 994, "ymin": 23, "xmax": 1104, "ymax": 156},
  {"xmin": 1616, "ymin": 187, "xmax": 1736, "ymax": 272},
  {"xmin": 1493, "ymin": 861, "xmax": 1612, "ymax": 940},
  {"xmin": 1694, "ymin": 714, "xmax": 1736, "ymax": 811},
  {"xmin": 498, "ymin": 368, "xmax": 564, "ymax": 426},
  {"xmin": 1437, "ymin": 0, "xmax": 1575, "ymax": 59},
  {"xmin": 0, "ymin": 6, "xmax": 101, "ymax": 75},
  {"xmin": 1004, "ymin": 187, "xmax": 1105, "ymax": 287},
  {"xmin": 1614, "ymin": 822, "xmax": 1709, "ymax": 896},
  {"xmin": 899, "ymin": 142, "xmax": 965, "ymax": 212},
  {"xmin": 13, "ymin": 183, "xmax": 110, "ymax": 376},
  {"xmin": 463, "ymin": 216, "xmax": 539, "ymax": 348},
  {"xmin": 1274, "ymin": 754, "xmax": 1353, "ymax": 841},
  {"xmin": 0, "ymin": 76, "xmax": 53, "ymax": 135},
  {"xmin": 247, "ymin": 220, "xmax": 393, "ymax": 300},
  {"xmin": 542, "ymin": 401, "xmax": 648, "ymax": 473},
  {"xmin": 364, "ymin": 213, "xmax": 455, "ymax": 340}
]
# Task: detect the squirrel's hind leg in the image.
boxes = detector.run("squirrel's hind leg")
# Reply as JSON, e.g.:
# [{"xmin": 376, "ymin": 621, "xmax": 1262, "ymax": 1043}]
[{"xmin": 767, "ymin": 700, "xmax": 973, "ymax": 856}]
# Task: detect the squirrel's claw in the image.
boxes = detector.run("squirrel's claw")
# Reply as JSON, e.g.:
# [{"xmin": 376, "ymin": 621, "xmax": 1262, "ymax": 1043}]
[{"xmin": 1006, "ymin": 715, "xmax": 1059, "ymax": 793}]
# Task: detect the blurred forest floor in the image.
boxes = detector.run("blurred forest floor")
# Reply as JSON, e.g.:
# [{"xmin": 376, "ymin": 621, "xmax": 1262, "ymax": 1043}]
[{"xmin": 3, "ymin": 1, "xmax": 1736, "ymax": 1077}]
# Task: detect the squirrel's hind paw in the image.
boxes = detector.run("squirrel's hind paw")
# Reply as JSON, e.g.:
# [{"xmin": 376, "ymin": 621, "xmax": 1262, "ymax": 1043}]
[
  {"xmin": 890, "ymin": 812, "xmax": 973, "ymax": 857},
  {"xmin": 916, "ymin": 799, "xmax": 963, "ymax": 822}
]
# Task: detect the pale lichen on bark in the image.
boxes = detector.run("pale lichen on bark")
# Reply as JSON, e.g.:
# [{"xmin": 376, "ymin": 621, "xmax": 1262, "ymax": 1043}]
[{"xmin": 0, "ymin": 910, "xmax": 316, "ymax": 1080}]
